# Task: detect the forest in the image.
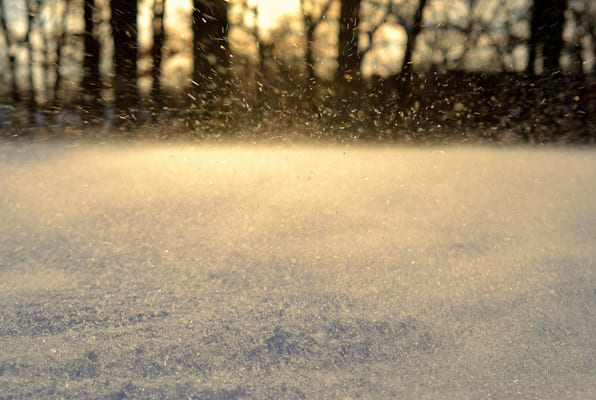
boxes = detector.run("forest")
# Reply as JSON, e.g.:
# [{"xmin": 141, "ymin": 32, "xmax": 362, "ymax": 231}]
[{"xmin": 0, "ymin": 0, "xmax": 594, "ymax": 143}]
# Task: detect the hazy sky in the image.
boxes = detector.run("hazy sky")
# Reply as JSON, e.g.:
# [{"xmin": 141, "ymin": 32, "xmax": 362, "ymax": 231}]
[{"xmin": 253, "ymin": 0, "xmax": 300, "ymax": 27}]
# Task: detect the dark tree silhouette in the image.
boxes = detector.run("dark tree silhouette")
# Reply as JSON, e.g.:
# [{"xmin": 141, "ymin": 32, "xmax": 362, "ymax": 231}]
[
  {"xmin": 192, "ymin": 0, "xmax": 230, "ymax": 99},
  {"xmin": 250, "ymin": 4, "xmax": 267, "ymax": 98},
  {"xmin": 52, "ymin": 0, "xmax": 71, "ymax": 104},
  {"xmin": 527, "ymin": 0, "xmax": 568, "ymax": 75},
  {"xmin": 300, "ymin": 0, "xmax": 332, "ymax": 94},
  {"xmin": 0, "ymin": 0, "xmax": 19, "ymax": 102},
  {"xmin": 110, "ymin": 0, "xmax": 138, "ymax": 119},
  {"xmin": 391, "ymin": 0, "xmax": 428, "ymax": 117},
  {"xmin": 83, "ymin": 0, "xmax": 101, "ymax": 115},
  {"xmin": 152, "ymin": 0, "xmax": 165, "ymax": 111},
  {"xmin": 336, "ymin": 0, "xmax": 362, "ymax": 97},
  {"xmin": 400, "ymin": 0, "xmax": 427, "ymax": 78},
  {"xmin": 25, "ymin": 0, "xmax": 37, "ymax": 116}
]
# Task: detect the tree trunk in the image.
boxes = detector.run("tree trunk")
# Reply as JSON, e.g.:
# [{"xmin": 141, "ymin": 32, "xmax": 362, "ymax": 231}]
[
  {"xmin": 53, "ymin": 1, "xmax": 70, "ymax": 103},
  {"xmin": 305, "ymin": 24, "xmax": 315, "ymax": 86},
  {"xmin": 25, "ymin": 0, "xmax": 37, "ymax": 117},
  {"xmin": 83, "ymin": 0, "xmax": 101, "ymax": 118},
  {"xmin": 110, "ymin": 0, "xmax": 138, "ymax": 120},
  {"xmin": 247, "ymin": 4, "xmax": 267, "ymax": 103},
  {"xmin": 395, "ymin": 0, "xmax": 427, "ymax": 114},
  {"xmin": 0, "ymin": 0, "xmax": 19, "ymax": 102},
  {"xmin": 192, "ymin": 0, "xmax": 229, "ymax": 99},
  {"xmin": 304, "ymin": 21, "xmax": 316, "ymax": 103},
  {"xmin": 527, "ymin": 0, "xmax": 568, "ymax": 75},
  {"xmin": 527, "ymin": 0, "xmax": 538, "ymax": 75},
  {"xmin": 400, "ymin": 0, "xmax": 428, "ymax": 78},
  {"xmin": 336, "ymin": 0, "xmax": 362, "ymax": 98},
  {"xmin": 151, "ymin": 0, "xmax": 165, "ymax": 111},
  {"xmin": 542, "ymin": 0, "xmax": 567, "ymax": 73},
  {"xmin": 41, "ymin": 15, "xmax": 50, "ymax": 102}
]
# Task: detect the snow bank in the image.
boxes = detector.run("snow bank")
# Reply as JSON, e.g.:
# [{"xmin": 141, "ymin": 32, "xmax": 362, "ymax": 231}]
[{"xmin": 1, "ymin": 142, "xmax": 594, "ymax": 398}]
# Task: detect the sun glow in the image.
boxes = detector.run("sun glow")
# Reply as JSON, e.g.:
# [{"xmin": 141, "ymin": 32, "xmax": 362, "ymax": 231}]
[{"xmin": 251, "ymin": 0, "xmax": 301, "ymax": 29}]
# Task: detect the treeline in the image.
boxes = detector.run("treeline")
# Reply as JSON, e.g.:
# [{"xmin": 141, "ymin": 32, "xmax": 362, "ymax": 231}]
[{"xmin": 0, "ymin": 0, "xmax": 594, "ymax": 142}]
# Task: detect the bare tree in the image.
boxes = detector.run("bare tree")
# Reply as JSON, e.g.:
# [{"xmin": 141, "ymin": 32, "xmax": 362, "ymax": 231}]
[
  {"xmin": 567, "ymin": 0, "xmax": 595, "ymax": 74},
  {"xmin": 52, "ymin": 0, "xmax": 72, "ymax": 103},
  {"xmin": 418, "ymin": 0, "xmax": 528, "ymax": 72},
  {"xmin": 232, "ymin": 1, "xmax": 268, "ymax": 98},
  {"xmin": 527, "ymin": 0, "xmax": 568, "ymax": 75},
  {"xmin": 110, "ymin": 0, "xmax": 138, "ymax": 119},
  {"xmin": 358, "ymin": 0, "xmax": 429, "ymax": 78},
  {"xmin": 83, "ymin": 0, "xmax": 101, "ymax": 115},
  {"xmin": 25, "ymin": 0, "xmax": 38, "ymax": 115},
  {"xmin": 337, "ymin": 0, "xmax": 362, "ymax": 97},
  {"xmin": 399, "ymin": 0, "xmax": 427, "ymax": 78},
  {"xmin": 359, "ymin": 0, "xmax": 394, "ymax": 61},
  {"xmin": 0, "ymin": 0, "xmax": 19, "ymax": 102},
  {"xmin": 299, "ymin": 0, "xmax": 332, "ymax": 90},
  {"xmin": 151, "ymin": 0, "xmax": 165, "ymax": 110},
  {"xmin": 192, "ymin": 0, "xmax": 230, "ymax": 99}
]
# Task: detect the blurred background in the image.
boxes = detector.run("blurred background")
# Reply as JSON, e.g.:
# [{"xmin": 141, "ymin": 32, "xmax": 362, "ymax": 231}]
[{"xmin": 0, "ymin": 0, "xmax": 594, "ymax": 142}]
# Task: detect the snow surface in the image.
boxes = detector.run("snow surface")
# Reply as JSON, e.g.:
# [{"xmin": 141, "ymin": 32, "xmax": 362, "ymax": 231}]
[{"xmin": 0, "ymin": 141, "xmax": 595, "ymax": 399}]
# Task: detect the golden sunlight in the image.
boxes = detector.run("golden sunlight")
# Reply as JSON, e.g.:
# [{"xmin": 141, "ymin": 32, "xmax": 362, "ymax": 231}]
[{"xmin": 252, "ymin": 0, "xmax": 301, "ymax": 29}]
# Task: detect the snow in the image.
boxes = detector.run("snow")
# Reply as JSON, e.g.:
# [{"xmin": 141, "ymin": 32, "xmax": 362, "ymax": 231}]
[{"xmin": 0, "ymin": 141, "xmax": 595, "ymax": 398}]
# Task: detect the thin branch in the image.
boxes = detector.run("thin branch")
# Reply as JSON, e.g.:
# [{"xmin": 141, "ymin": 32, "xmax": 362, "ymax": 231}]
[
  {"xmin": 400, "ymin": 0, "xmax": 428, "ymax": 76},
  {"xmin": 360, "ymin": 0, "xmax": 394, "ymax": 58}
]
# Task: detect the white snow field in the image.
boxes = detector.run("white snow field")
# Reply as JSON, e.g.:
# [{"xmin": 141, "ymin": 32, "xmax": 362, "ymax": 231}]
[{"xmin": 0, "ymin": 141, "xmax": 594, "ymax": 399}]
